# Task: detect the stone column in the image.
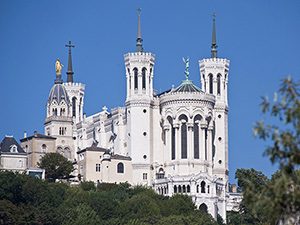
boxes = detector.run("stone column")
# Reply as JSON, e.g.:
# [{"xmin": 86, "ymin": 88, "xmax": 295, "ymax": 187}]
[
  {"xmin": 138, "ymin": 70, "xmax": 142, "ymax": 94},
  {"xmin": 163, "ymin": 124, "xmax": 170, "ymax": 161},
  {"xmin": 207, "ymin": 125, "xmax": 214, "ymax": 164},
  {"xmin": 187, "ymin": 123, "xmax": 193, "ymax": 161},
  {"xmin": 200, "ymin": 123, "xmax": 207, "ymax": 161}
]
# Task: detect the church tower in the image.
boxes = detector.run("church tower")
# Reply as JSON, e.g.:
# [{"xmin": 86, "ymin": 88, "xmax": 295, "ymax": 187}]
[
  {"xmin": 44, "ymin": 59, "xmax": 75, "ymax": 161},
  {"xmin": 124, "ymin": 9, "xmax": 155, "ymax": 185},
  {"xmin": 63, "ymin": 41, "xmax": 85, "ymax": 125},
  {"xmin": 199, "ymin": 15, "xmax": 229, "ymax": 182}
]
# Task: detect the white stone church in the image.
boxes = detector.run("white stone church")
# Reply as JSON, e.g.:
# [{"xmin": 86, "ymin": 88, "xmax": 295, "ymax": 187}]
[{"xmin": 16, "ymin": 13, "xmax": 242, "ymax": 221}]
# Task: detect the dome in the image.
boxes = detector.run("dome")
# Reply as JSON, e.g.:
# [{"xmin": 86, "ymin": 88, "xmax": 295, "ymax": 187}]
[
  {"xmin": 172, "ymin": 79, "xmax": 203, "ymax": 93},
  {"xmin": 48, "ymin": 83, "xmax": 70, "ymax": 104}
]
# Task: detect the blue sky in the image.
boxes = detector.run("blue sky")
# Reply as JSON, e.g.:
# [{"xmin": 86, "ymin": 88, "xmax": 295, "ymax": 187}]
[{"xmin": 1, "ymin": 0, "xmax": 299, "ymax": 183}]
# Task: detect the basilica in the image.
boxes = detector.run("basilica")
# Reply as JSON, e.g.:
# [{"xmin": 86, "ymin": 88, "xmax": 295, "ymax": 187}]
[{"xmin": 4, "ymin": 13, "xmax": 243, "ymax": 221}]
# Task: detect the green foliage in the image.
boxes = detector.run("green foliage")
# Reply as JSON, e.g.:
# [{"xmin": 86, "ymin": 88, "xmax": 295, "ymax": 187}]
[
  {"xmin": 38, "ymin": 152, "xmax": 74, "ymax": 182},
  {"xmin": 232, "ymin": 76, "xmax": 300, "ymax": 224},
  {"xmin": 79, "ymin": 181, "xmax": 96, "ymax": 191},
  {"xmin": 0, "ymin": 171, "xmax": 219, "ymax": 225}
]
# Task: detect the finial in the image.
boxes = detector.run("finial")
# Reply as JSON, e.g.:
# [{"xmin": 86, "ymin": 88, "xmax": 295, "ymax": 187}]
[
  {"xmin": 55, "ymin": 58, "xmax": 63, "ymax": 84},
  {"xmin": 136, "ymin": 8, "xmax": 143, "ymax": 52},
  {"xmin": 211, "ymin": 13, "xmax": 218, "ymax": 58},
  {"xmin": 65, "ymin": 41, "xmax": 75, "ymax": 83},
  {"xmin": 183, "ymin": 57, "xmax": 190, "ymax": 80}
]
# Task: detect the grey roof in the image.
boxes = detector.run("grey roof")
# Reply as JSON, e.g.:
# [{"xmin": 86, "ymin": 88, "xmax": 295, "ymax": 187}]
[
  {"xmin": 171, "ymin": 79, "xmax": 203, "ymax": 93},
  {"xmin": 111, "ymin": 154, "xmax": 131, "ymax": 161},
  {"xmin": 0, "ymin": 136, "xmax": 26, "ymax": 154},
  {"xmin": 48, "ymin": 83, "xmax": 70, "ymax": 105},
  {"xmin": 77, "ymin": 145, "xmax": 107, "ymax": 154},
  {"xmin": 20, "ymin": 133, "xmax": 56, "ymax": 142}
]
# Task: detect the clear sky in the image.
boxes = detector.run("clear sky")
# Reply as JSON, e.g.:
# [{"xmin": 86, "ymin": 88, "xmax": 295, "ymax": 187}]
[{"xmin": 0, "ymin": 0, "xmax": 299, "ymax": 183}]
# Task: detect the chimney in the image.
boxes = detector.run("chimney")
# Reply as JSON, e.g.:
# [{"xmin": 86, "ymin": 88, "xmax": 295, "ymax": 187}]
[{"xmin": 24, "ymin": 131, "xmax": 27, "ymax": 138}]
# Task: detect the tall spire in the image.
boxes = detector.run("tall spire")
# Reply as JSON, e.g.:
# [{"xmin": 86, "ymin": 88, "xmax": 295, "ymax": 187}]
[
  {"xmin": 65, "ymin": 41, "xmax": 75, "ymax": 83},
  {"xmin": 211, "ymin": 13, "xmax": 218, "ymax": 58},
  {"xmin": 136, "ymin": 8, "xmax": 143, "ymax": 52}
]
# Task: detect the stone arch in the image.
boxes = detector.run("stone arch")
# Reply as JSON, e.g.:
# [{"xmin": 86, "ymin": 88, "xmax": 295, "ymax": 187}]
[
  {"xmin": 199, "ymin": 203, "xmax": 208, "ymax": 213},
  {"xmin": 117, "ymin": 162, "xmax": 124, "ymax": 173},
  {"xmin": 193, "ymin": 114, "xmax": 202, "ymax": 159}
]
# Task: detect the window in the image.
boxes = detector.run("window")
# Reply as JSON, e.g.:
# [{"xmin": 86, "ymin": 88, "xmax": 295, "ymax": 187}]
[
  {"xmin": 199, "ymin": 203, "xmax": 208, "ymax": 213},
  {"xmin": 201, "ymin": 181, "xmax": 206, "ymax": 193},
  {"xmin": 41, "ymin": 144, "xmax": 47, "ymax": 152},
  {"xmin": 168, "ymin": 116, "xmax": 176, "ymax": 160},
  {"xmin": 133, "ymin": 68, "xmax": 138, "ymax": 89},
  {"xmin": 194, "ymin": 115, "xmax": 201, "ymax": 159},
  {"xmin": 64, "ymin": 147, "xmax": 71, "ymax": 159},
  {"xmin": 142, "ymin": 67, "xmax": 146, "ymax": 89},
  {"xmin": 143, "ymin": 173, "xmax": 147, "ymax": 180},
  {"xmin": 174, "ymin": 185, "xmax": 177, "ymax": 193},
  {"xmin": 117, "ymin": 162, "xmax": 124, "ymax": 173},
  {"xmin": 197, "ymin": 185, "xmax": 199, "ymax": 193},
  {"xmin": 59, "ymin": 127, "xmax": 67, "ymax": 135},
  {"xmin": 10, "ymin": 145, "xmax": 18, "ymax": 153},
  {"xmin": 209, "ymin": 74, "xmax": 213, "ymax": 94},
  {"xmin": 217, "ymin": 74, "xmax": 221, "ymax": 95},
  {"xmin": 187, "ymin": 185, "xmax": 190, "ymax": 193},
  {"xmin": 96, "ymin": 164, "xmax": 101, "ymax": 172},
  {"xmin": 72, "ymin": 97, "xmax": 77, "ymax": 117},
  {"xmin": 179, "ymin": 114, "xmax": 188, "ymax": 159},
  {"xmin": 183, "ymin": 185, "xmax": 186, "ymax": 193}
]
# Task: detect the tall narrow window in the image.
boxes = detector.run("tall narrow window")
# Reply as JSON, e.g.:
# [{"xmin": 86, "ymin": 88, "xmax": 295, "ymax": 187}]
[
  {"xmin": 217, "ymin": 74, "xmax": 221, "ymax": 95},
  {"xmin": 133, "ymin": 68, "xmax": 138, "ymax": 89},
  {"xmin": 209, "ymin": 74, "xmax": 213, "ymax": 94},
  {"xmin": 194, "ymin": 115, "xmax": 201, "ymax": 159},
  {"xmin": 168, "ymin": 116, "xmax": 175, "ymax": 160},
  {"xmin": 179, "ymin": 114, "xmax": 188, "ymax": 159},
  {"xmin": 142, "ymin": 67, "xmax": 146, "ymax": 89},
  {"xmin": 201, "ymin": 181, "xmax": 206, "ymax": 193},
  {"xmin": 72, "ymin": 97, "xmax": 77, "ymax": 117}
]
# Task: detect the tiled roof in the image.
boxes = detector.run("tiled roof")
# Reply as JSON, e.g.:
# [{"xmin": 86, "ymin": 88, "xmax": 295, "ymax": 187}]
[{"xmin": 20, "ymin": 133, "xmax": 56, "ymax": 142}]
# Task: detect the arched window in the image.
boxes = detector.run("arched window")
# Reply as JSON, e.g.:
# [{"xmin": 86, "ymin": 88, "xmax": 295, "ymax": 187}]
[
  {"xmin": 207, "ymin": 185, "xmax": 210, "ymax": 194},
  {"xmin": 183, "ymin": 185, "xmax": 186, "ymax": 193},
  {"xmin": 187, "ymin": 185, "xmax": 190, "ymax": 193},
  {"xmin": 194, "ymin": 115, "xmax": 201, "ymax": 159},
  {"xmin": 133, "ymin": 68, "xmax": 138, "ymax": 89},
  {"xmin": 127, "ymin": 68, "xmax": 131, "ymax": 89},
  {"xmin": 178, "ymin": 185, "xmax": 182, "ymax": 193},
  {"xmin": 217, "ymin": 74, "xmax": 221, "ymax": 95},
  {"xmin": 174, "ymin": 185, "xmax": 177, "ymax": 193},
  {"xmin": 142, "ymin": 67, "xmax": 146, "ymax": 89},
  {"xmin": 41, "ymin": 144, "xmax": 47, "ymax": 153},
  {"xmin": 167, "ymin": 116, "xmax": 175, "ymax": 160},
  {"xmin": 197, "ymin": 185, "xmax": 199, "ymax": 193},
  {"xmin": 179, "ymin": 114, "xmax": 188, "ymax": 159},
  {"xmin": 117, "ymin": 162, "xmax": 124, "ymax": 173},
  {"xmin": 201, "ymin": 181, "xmax": 206, "ymax": 193},
  {"xmin": 209, "ymin": 74, "xmax": 213, "ymax": 94},
  {"xmin": 199, "ymin": 203, "xmax": 208, "ymax": 213},
  {"xmin": 53, "ymin": 108, "xmax": 57, "ymax": 116},
  {"xmin": 72, "ymin": 97, "xmax": 77, "ymax": 117},
  {"xmin": 57, "ymin": 146, "xmax": 63, "ymax": 154}
]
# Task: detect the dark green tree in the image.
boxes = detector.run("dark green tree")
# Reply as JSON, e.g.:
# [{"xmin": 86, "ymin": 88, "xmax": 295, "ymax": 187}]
[
  {"xmin": 38, "ymin": 152, "xmax": 74, "ymax": 182},
  {"xmin": 251, "ymin": 76, "xmax": 300, "ymax": 224}
]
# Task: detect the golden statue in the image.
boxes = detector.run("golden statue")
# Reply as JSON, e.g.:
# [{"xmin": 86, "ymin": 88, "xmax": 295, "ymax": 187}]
[{"xmin": 55, "ymin": 59, "xmax": 63, "ymax": 75}]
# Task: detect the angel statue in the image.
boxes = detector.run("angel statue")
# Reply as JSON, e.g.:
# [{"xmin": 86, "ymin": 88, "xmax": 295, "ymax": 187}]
[
  {"xmin": 55, "ymin": 59, "xmax": 63, "ymax": 75},
  {"xmin": 183, "ymin": 57, "xmax": 190, "ymax": 80}
]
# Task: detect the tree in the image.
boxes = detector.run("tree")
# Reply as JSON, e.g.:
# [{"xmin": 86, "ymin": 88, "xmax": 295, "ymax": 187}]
[
  {"xmin": 251, "ymin": 76, "xmax": 300, "ymax": 224},
  {"xmin": 38, "ymin": 153, "xmax": 73, "ymax": 182}
]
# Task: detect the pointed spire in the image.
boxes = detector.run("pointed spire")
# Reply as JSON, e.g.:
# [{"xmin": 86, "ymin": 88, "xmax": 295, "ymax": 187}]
[
  {"xmin": 211, "ymin": 13, "xmax": 218, "ymax": 58},
  {"xmin": 65, "ymin": 41, "xmax": 75, "ymax": 83},
  {"xmin": 136, "ymin": 8, "xmax": 143, "ymax": 52}
]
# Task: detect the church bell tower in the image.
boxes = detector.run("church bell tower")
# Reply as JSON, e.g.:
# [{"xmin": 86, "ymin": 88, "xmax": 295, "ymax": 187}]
[
  {"xmin": 199, "ymin": 15, "xmax": 229, "ymax": 182},
  {"xmin": 124, "ymin": 9, "xmax": 155, "ymax": 185}
]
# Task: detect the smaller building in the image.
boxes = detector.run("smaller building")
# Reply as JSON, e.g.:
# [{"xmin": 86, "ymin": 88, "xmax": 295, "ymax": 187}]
[
  {"xmin": 77, "ymin": 144, "xmax": 132, "ymax": 184},
  {"xmin": 226, "ymin": 184, "xmax": 243, "ymax": 212},
  {"xmin": 0, "ymin": 136, "xmax": 27, "ymax": 172},
  {"xmin": 20, "ymin": 131, "xmax": 56, "ymax": 168}
]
